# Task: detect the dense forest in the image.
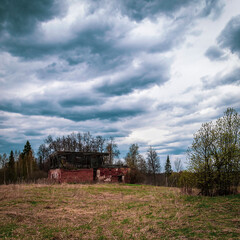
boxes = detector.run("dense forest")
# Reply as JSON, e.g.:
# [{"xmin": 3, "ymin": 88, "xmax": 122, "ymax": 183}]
[{"xmin": 0, "ymin": 108, "xmax": 239, "ymax": 196}]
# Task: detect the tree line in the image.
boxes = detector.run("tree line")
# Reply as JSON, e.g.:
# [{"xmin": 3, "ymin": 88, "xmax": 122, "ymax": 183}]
[
  {"xmin": 0, "ymin": 141, "xmax": 43, "ymax": 184},
  {"xmin": 0, "ymin": 133, "xmax": 177, "ymax": 185},
  {"xmin": 0, "ymin": 108, "xmax": 239, "ymax": 196},
  {"xmin": 37, "ymin": 133, "xmax": 120, "ymax": 167},
  {"xmin": 187, "ymin": 108, "xmax": 240, "ymax": 195}
]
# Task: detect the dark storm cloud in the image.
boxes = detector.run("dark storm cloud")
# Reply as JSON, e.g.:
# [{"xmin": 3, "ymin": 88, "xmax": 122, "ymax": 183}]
[
  {"xmin": 118, "ymin": 0, "xmax": 223, "ymax": 21},
  {"xmin": 0, "ymin": 97, "xmax": 68, "ymax": 129},
  {"xmin": 37, "ymin": 62, "xmax": 70, "ymax": 79},
  {"xmin": 100, "ymin": 127, "xmax": 131, "ymax": 137},
  {"xmin": 0, "ymin": 0, "xmax": 224, "ymax": 62},
  {"xmin": 23, "ymin": 130, "xmax": 44, "ymax": 137},
  {"xmin": 59, "ymin": 97, "xmax": 101, "ymax": 108},
  {"xmin": 202, "ymin": 68, "xmax": 240, "ymax": 88},
  {"xmin": 0, "ymin": 0, "xmax": 64, "ymax": 35},
  {"xmin": 0, "ymin": 97, "xmax": 146, "ymax": 122},
  {"xmin": 218, "ymin": 14, "xmax": 240, "ymax": 57},
  {"xmin": 0, "ymin": 0, "xmax": 66, "ymax": 60},
  {"xmin": 0, "ymin": 0, "xmax": 231, "ymax": 157},
  {"xmin": 118, "ymin": 0, "xmax": 192, "ymax": 21},
  {"xmin": 59, "ymin": 108, "xmax": 145, "ymax": 122},
  {"xmin": 0, "ymin": 0, "xmax": 116, "ymax": 61},
  {"xmin": 205, "ymin": 46, "xmax": 227, "ymax": 61},
  {"xmin": 95, "ymin": 60, "xmax": 170, "ymax": 96}
]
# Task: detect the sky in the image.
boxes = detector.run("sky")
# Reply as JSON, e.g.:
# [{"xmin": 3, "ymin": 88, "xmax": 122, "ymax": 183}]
[{"xmin": 0, "ymin": 0, "xmax": 240, "ymax": 166}]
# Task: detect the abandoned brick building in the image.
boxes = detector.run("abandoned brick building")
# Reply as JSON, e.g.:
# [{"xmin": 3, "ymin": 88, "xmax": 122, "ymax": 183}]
[{"xmin": 48, "ymin": 151, "xmax": 129, "ymax": 183}]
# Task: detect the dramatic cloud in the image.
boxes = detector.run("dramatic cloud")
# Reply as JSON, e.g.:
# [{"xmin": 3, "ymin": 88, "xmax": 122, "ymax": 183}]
[
  {"xmin": 202, "ymin": 68, "xmax": 240, "ymax": 88},
  {"xmin": 118, "ymin": 0, "xmax": 223, "ymax": 21},
  {"xmin": 218, "ymin": 14, "xmax": 240, "ymax": 57},
  {"xmin": 0, "ymin": 0, "xmax": 64, "ymax": 35},
  {"xmin": 0, "ymin": 0, "xmax": 239, "ymax": 164},
  {"xmin": 95, "ymin": 56, "xmax": 170, "ymax": 96},
  {"xmin": 205, "ymin": 46, "xmax": 227, "ymax": 61}
]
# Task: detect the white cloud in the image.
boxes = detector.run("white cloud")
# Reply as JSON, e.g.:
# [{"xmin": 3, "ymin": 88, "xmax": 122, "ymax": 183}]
[{"xmin": 0, "ymin": 0, "xmax": 240, "ymax": 163}]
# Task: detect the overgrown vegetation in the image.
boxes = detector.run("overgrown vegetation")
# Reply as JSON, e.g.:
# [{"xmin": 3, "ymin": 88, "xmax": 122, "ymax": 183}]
[
  {"xmin": 0, "ymin": 108, "xmax": 239, "ymax": 196},
  {"xmin": 38, "ymin": 133, "xmax": 120, "ymax": 165},
  {"xmin": 187, "ymin": 108, "xmax": 240, "ymax": 196},
  {"xmin": 0, "ymin": 184, "xmax": 239, "ymax": 239},
  {"xmin": 0, "ymin": 141, "xmax": 46, "ymax": 184}
]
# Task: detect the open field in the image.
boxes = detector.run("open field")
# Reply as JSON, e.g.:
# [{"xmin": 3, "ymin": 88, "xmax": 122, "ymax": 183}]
[{"xmin": 0, "ymin": 184, "xmax": 239, "ymax": 239}]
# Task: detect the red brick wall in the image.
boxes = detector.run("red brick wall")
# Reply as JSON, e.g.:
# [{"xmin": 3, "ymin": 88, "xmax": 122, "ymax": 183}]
[
  {"xmin": 49, "ymin": 167, "xmax": 130, "ymax": 183},
  {"xmin": 97, "ymin": 168, "xmax": 130, "ymax": 183},
  {"xmin": 49, "ymin": 169, "xmax": 93, "ymax": 183},
  {"xmin": 49, "ymin": 169, "xmax": 61, "ymax": 182}
]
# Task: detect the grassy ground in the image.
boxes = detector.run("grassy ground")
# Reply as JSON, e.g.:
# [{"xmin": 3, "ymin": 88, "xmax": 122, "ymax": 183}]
[{"xmin": 0, "ymin": 183, "xmax": 239, "ymax": 239}]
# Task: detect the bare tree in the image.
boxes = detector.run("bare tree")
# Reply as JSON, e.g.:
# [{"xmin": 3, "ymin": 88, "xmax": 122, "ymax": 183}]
[
  {"xmin": 125, "ymin": 144, "xmax": 145, "ymax": 183},
  {"xmin": 174, "ymin": 158, "xmax": 183, "ymax": 172},
  {"xmin": 96, "ymin": 136, "xmax": 105, "ymax": 153},
  {"xmin": 147, "ymin": 146, "xmax": 160, "ymax": 185},
  {"xmin": 105, "ymin": 137, "xmax": 120, "ymax": 164}
]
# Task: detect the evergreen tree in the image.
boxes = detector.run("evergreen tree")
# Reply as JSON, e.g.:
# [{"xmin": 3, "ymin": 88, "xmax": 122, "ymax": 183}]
[
  {"xmin": 8, "ymin": 150, "xmax": 15, "ymax": 182},
  {"xmin": 165, "ymin": 155, "xmax": 172, "ymax": 186},
  {"xmin": 20, "ymin": 141, "xmax": 37, "ymax": 179},
  {"xmin": 23, "ymin": 140, "xmax": 31, "ymax": 156},
  {"xmin": 165, "ymin": 155, "xmax": 172, "ymax": 176}
]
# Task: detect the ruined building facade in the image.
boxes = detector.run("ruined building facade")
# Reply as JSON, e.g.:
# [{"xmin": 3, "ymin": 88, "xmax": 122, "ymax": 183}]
[{"xmin": 48, "ymin": 151, "xmax": 129, "ymax": 183}]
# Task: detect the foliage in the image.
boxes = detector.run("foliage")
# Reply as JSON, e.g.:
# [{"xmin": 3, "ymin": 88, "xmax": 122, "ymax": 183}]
[
  {"xmin": 22, "ymin": 140, "xmax": 31, "ymax": 156},
  {"xmin": 125, "ymin": 144, "xmax": 146, "ymax": 183},
  {"xmin": 105, "ymin": 137, "xmax": 120, "ymax": 164},
  {"xmin": 164, "ymin": 155, "xmax": 172, "ymax": 186},
  {"xmin": 138, "ymin": 154, "xmax": 147, "ymax": 174},
  {"xmin": 37, "ymin": 132, "xmax": 121, "ymax": 169},
  {"xmin": 178, "ymin": 171, "xmax": 196, "ymax": 194},
  {"xmin": 188, "ymin": 108, "xmax": 240, "ymax": 196},
  {"xmin": 0, "ymin": 141, "xmax": 41, "ymax": 184},
  {"xmin": 8, "ymin": 151, "xmax": 15, "ymax": 182},
  {"xmin": 165, "ymin": 155, "xmax": 172, "ymax": 176},
  {"xmin": 146, "ymin": 146, "xmax": 160, "ymax": 185},
  {"xmin": 174, "ymin": 158, "xmax": 183, "ymax": 172},
  {"xmin": 0, "ymin": 153, "xmax": 7, "ymax": 184}
]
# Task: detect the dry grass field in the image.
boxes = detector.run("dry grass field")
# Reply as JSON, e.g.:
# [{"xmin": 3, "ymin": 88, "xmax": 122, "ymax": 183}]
[{"xmin": 0, "ymin": 183, "xmax": 239, "ymax": 239}]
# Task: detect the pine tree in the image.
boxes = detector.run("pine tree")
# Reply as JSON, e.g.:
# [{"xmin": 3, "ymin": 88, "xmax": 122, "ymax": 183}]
[
  {"xmin": 165, "ymin": 155, "xmax": 172, "ymax": 176},
  {"xmin": 8, "ymin": 150, "xmax": 15, "ymax": 183},
  {"xmin": 165, "ymin": 155, "xmax": 172, "ymax": 186},
  {"xmin": 23, "ymin": 140, "xmax": 31, "ymax": 156},
  {"xmin": 21, "ymin": 141, "xmax": 35, "ymax": 179}
]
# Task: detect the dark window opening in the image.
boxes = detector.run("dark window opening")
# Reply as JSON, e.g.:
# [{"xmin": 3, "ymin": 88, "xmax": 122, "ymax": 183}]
[{"xmin": 118, "ymin": 175, "xmax": 122, "ymax": 182}]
